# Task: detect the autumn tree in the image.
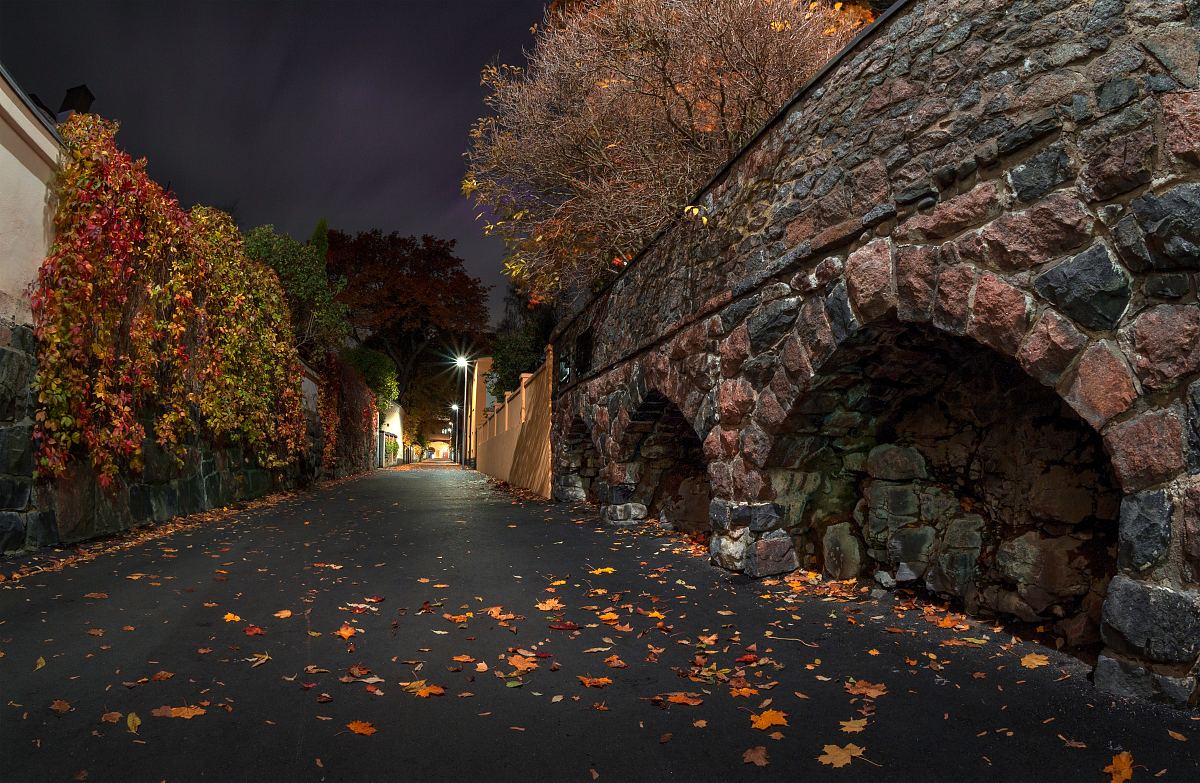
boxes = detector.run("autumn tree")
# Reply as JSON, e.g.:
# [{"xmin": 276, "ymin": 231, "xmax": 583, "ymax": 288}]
[
  {"xmin": 487, "ymin": 283, "xmax": 555, "ymax": 398},
  {"xmin": 325, "ymin": 230, "xmax": 489, "ymax": 405},
  {"xmin": 243, "ymin": 221, "xmax": 349, "ymax": 363},
  {"xmin": 464, "ymin": 0, "xmax": 874, "ymax": 301}
]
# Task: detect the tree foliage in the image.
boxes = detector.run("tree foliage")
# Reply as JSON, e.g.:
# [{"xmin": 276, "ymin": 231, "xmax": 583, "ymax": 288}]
[
  {"xmin": 243, "ymin": 222, "xmax": 348, "ymax": 362},
  {"xmin": 32, "ymin": 115, "xmax": 306, "ymax": 484},
  {"xmin": 486, "ymin": 284, "xmax": 555, "ymax": 398},
  {"xmin": 325, "ymin": 230, "xmax": 489, "ymax": 402},
  {"xmin": 464, "ymin": 0, "xmax": 873, "ymax": 301},
  {"xmin": 341, "ymin": 346, "xmax": 399, "ymax": 410}
]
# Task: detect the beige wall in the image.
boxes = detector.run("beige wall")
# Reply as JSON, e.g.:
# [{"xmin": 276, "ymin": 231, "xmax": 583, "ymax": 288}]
[
  {"xmin": 475, "ymin": 348, "xmax": 552, "ymax": 497},
  {"xmin": 0, "ymin": 67, "xmax": 60, "ymax": 325}
]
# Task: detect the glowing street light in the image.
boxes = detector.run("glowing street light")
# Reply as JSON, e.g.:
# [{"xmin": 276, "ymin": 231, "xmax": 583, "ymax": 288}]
[{"xmin": 454, "ymin": 357, "xmax": 471, "ymax": 467}]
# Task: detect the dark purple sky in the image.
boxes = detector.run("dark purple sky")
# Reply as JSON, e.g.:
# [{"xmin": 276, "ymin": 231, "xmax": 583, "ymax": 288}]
[{"xmin": 0, "ymin": 0, "xmax": 546, "ymax": 324}]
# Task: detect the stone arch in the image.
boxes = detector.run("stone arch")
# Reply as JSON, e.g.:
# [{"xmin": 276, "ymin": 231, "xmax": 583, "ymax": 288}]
[
  {"xmin": 552, "ymin": 416, "xmax": 604, "ymax": 503},
  {"xmin": 763, "ymin": 314, "xmax": 1122, "ymax": 647},
  {"xmin": 602, "ymin": 389, "xmax": 712, "ymax": 531}
]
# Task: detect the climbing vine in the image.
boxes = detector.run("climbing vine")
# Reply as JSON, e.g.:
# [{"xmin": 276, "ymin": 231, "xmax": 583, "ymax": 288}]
[{"xmin": 31, "ymin": 114, "xmax": 306, "ymax": 485}]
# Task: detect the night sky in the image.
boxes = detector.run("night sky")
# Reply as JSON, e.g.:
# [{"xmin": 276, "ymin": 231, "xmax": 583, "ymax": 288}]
[{"xmin": 0, "ymin": 0, "xmax": 547, "ymax": 324}]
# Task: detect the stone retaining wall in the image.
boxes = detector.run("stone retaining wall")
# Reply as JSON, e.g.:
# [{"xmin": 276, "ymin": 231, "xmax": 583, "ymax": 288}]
[
  {"xmin": 0, "ymin": 313, "xmax": 326, "ymax": 553},
  {"xmin": 551, "ymin": 0, "xmax": 1200, "ymax": 705}
]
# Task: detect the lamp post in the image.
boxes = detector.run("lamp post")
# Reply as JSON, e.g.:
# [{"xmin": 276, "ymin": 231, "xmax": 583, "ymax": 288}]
[
  {"xmin": 450, "ymin": 404, "xmax": 459, "ymax": 463},
  {"xmin": 455, "ymin": 356, "xmax": 470, "ymax": 468}
]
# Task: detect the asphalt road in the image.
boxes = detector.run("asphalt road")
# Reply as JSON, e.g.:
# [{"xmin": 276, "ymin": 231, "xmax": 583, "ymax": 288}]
[{"xmin": 1, "ymin": 464, "xmax": 1196, "ymax": 783}]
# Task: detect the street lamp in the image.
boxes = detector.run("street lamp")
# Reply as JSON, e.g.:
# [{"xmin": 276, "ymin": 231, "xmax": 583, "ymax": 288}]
[
  {"xmin": 455, "ymin": 356, "xmax": 470, "ymax": 468},
  {"xmin": 450, "ymin": 403, "xmax": 459, "ymax": 463}
]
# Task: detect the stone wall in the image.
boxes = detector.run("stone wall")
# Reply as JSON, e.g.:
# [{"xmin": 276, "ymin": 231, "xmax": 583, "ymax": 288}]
[
  {"xmin": 0, "ymin": 319, "xmax": 49, "ymax": 551},
  {"xmin": 0, "ymin": 320, "xmax": 327, "ymax": 553},
  {"xmin": 551, "ymin": 0, "xmax": 1200, "ymax": 705}
]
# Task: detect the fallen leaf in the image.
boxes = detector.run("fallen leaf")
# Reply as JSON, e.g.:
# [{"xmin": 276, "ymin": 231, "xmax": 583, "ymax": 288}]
[
  {"xmin": 818, "ymin": 743, "xmax": 866, "ymax": 768},
  {"xmin": 1167, "ymin": 730, "xmax": 1187, "ymax": 742},
  {"xmin": 416, "ymin": 684, "xmax": 445, "ymax": 698},
  {"xmin": 1020, "ymin": 653, "xmax": 1050, "ymax": 669},
  {"xmin": 603, "ymin": 655, "xmax": 627, "ymax": 669},
  {"xmin": 577, "ymin": 676, "xmax": 612, "ymax": 688},
  {"xmin": 347, "ymin": 720, "xmax": 377, "ymax": 736},
  {"xmin": 535, "ymin": 598, "xmax": 564, "ymax": 611},
  {"xmin": 335, "ymin": 624, "xmax": 357, "ymax": 640},
  {"xmin": 150, "ymin": 670, "xmax": 174, "ymax": 682},
  {"xmin": 844, "ymin": 680, "xmax": 887, "ymax": 698},
  {"xmin": 151, "ymin": 705, "xmax": 206, "ymax": 719},
  {"xmin": 743, "ymin": 746, "xmax": 769, "ymax": 766},
  {"xmin": 273, "ymin": 610, "xmax": 292, "ymax": 619},
  {"xmin": 750, "ymin": 709, "xmax": 788, "ymax": 731},
  {"xmin": 840, "ymin": 718, "xmax": 868, "ymax": 733},
  {"xmin": 84, "ymin": 592, "xmax": 108, "ymax": 599},
  {"xmin": 50, "ymin": 699, "xmax": 72, "ymax": 714},
  {"xmin": 1103, "ymin": 751, "xmax": 1133, "ymax": 783},
  {"xmin": 223, "ymin": 612, "xmax": 241, "ymax": 622},
  {"xmin": 100, "ymin": 711, "xmax": 122, "ymax": 724},
  {"xmin": 127, "ymin": 712, "xmax": 141, "ymax": 734},
  {"xmin": 589, "ymin": 567, "xmax": 615, "ymax": 575},
  {"xmin": 34, "ymin": 656, "xmax": 45, "ymax": 671}
]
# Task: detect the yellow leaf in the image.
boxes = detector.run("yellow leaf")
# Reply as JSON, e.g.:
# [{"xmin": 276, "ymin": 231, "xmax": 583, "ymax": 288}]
[
  {"xmin": 840, "ymin": 718, "xmax": 868, "ymax": 733},
  {"xmin": 415, "ymin": 684, "xmax": 445, "ymax": 698},
  {"xmin": 535, "ymin": 598, "xmax": 564, "ymax": 611},
  {"xmin": 223, "ymin": 612, "xmax": 241, "ymax": 623},
  {"xmin": 818, "ymin": 743, "xmax": 865, "ymax": 768},
  {"xmin": 750, "ymin": 709, "xmax": 788, "ymax": 730},
  {"xmin": 273, "ymin": 609, "xmax": 292, "ymax": 619},
  {"xmin": 127, "ymin": 712, "xmax": 141, "ymax": 734},
  {"xmin": 34, "ymin": 656, "xmax": 45, "ymax": 671},
  {"xmin": 1103, "ymin": 751, "xmax": 1133, "ymax": 783},
  {"xmin": 589, "ymin": 567, "xmax": 615, "ymax": 575},
  {"xmin": 1020, "ymin": 652, "xmax": 1050, "ymax": 669},
  {"xmin": 335, "ymin": 624, "xmax": 357, "ymax": 640}
]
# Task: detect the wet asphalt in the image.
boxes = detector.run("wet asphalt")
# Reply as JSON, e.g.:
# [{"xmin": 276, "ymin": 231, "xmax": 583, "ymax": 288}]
[{"xmin": 0, "ymin": 464, "xmax": 1196, "ymax": 782}]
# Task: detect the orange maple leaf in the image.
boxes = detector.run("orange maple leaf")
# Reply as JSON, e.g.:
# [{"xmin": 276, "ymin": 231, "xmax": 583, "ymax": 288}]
[
  {"xmin": 603, "ymin": 655, "xmax": 627, "ymax": 669},
  {"xmin": 662, "ymin": 692, "xmax": 703, "ymax": 706},
  {"xmin": 1103, "ymin": 751, "xmax": 1133, "ymax": 783},
  {"xmin": 536, "ymin": 598, "xmax": 564, "ymax": 611},
  {"xmin": 750, "ymin": 709, "xmax": 788, "ymax": 730},
  {"xmin": 347, "ymin": 720, "xmax": 377, "ymax": 736},
  {"xmin": 577, "ymin": 675, "xmax": 612, "ymax": 688},
  {"xmin": 508, "ymin": 655, "xmax": 539, "ymax": 673},
  {"xmin": 335, "ymin": 624, "xmax": 357, "ymax": 640},
  {"xmin": 416, "ymin": 684, "xmax": 445, "ymax": 698},
  {"xmin": 844, "ymin": 680, "xmax": 887, "ymax": 698}
]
